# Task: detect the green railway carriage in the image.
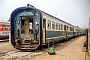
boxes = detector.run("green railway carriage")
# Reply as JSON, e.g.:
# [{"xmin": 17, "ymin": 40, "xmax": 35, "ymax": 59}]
[{"xmin": 10, "ymin": 4, "xmax": 85, "ymax": 50}]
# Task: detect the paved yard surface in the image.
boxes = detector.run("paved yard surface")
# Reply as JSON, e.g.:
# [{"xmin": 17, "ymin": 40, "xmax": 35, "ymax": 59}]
[
  {"xmin": 0, "ymin": 42, "xmax": 16, "ymax": 53},
  {"xmin": 17, "ymin": 36, "xmax": 89, "ymax": 60},
  {"xmin": 0, "ymin": 36, "xmax": 90, "ymax": 60}
]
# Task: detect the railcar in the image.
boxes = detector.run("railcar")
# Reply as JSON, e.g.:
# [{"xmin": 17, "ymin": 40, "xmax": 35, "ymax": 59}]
[
  {"xmin": 74, "ymin": 26, "xmax": 85, "ymax": 37},
  {"xmin": 10, "ymin": 4, "xmax": 85, "ymax": 50},
  {"xmin": 0, "ymin": 21, "xmax": 10, "ymax": 40}
]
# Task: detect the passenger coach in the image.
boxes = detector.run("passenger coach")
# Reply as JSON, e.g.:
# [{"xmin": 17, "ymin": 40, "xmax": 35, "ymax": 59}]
[
  {"xmin": 10, "ymin": 4, "xmax": 85, "ymax": 50},
  {"xmin": 0, "ymin": 21, "xmax": 10, "ymax": 40}
]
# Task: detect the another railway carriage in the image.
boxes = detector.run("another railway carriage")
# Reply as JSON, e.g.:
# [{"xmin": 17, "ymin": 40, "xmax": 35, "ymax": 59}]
[
  {"xmin": 74, "ymin": 26, "xmax": 84, "ymax": 37},
  {"xmin": 10, "ymin": 4, "xmax": 85, "ymax": 50},
  {"xmin": 0, "ymin": 21, "xmax": 10, "ymax": 40}
]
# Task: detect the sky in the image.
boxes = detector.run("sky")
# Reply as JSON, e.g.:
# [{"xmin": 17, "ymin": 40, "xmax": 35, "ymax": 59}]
[{"xmin": 0, "ymin": 0, "xmax": 90, "ymax": 28}]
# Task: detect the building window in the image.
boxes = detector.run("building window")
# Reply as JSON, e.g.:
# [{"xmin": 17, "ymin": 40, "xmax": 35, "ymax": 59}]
[
  {"xmin": 56, "ymin": 22, "xmax": 58, "ymax": 30},
  {"xmin": 52, "ymin": 21, "xmax": 55, "ymax": 29},
  {"xmin": 59, "ymin": 23, "xmax": 60, "ymax": 30},
  {"xmin": 47, "ymin": 20, "xmax": 51, "ymax": 29},
  {"xmin": 61, "ymin": 24, "xmax": 63, "ymax": 30}
]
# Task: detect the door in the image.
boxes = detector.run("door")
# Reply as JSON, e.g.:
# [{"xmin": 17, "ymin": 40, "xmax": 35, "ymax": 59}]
[{"xmin": 42, "ymin": 19, "xmax": 46, "ymax": 45}]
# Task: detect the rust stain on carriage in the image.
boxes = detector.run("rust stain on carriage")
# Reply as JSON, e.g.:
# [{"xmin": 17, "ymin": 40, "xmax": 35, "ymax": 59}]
[
  {"xmin": 15, "ymin": 44, "xmax": 40, "ymax": 50},
  {"xmin": 14, "ymin": 38, "xmax": 40, "ymax": 50}
]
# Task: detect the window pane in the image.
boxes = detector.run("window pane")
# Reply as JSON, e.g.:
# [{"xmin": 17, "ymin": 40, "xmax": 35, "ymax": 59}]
[
  {"xmin": 70, "ymin": 27, "xmax": 73, "ymax": 31},
  {"xmin": 52, "ymin": 21, "xmax": 55, "ymax": 29},
  {"xmin": 59, "ymin": 23, "xmax": 60, "ymax": 30},
  {"xmin": 6, "ymin": 25, "xmax": 10, "ymax": 30},
  {"xmin": 67, "ymin": 26, "xmax": 68, "ymax": 31},
  {"xmin": 47, "ymin": 20, "xmax": 51, "ymax": 29},
  {"xmin": 61, "ymin": 24, "xmax": 63, "ymax": 30},
  {"xmin": 56, "ymin": 22, "xmax": 58, "ymax": 30},
  {"xmin": 2, "ymin": 25, "xmax": 6, "ymax": 30},
  {"xmin": 64, "ymin": 25, "xmax": 66, "ymax": 30}
]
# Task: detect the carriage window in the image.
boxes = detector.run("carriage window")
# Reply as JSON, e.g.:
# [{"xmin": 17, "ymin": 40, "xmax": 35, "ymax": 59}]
[
  {"xmin": 56, "ymin": 22, "xmax": 58, "ymax": 30},
  {"xmin": 70, "ymin": 27, "xmax": 73, "ymax": 31},
  {"xmin": 9, "ymin": 27, "xmax": 10, "ymax": 30},
  {"xmin": 59, "ymin": 23, "xmax": 60, "ymax": 30},
  {"xmin": 67, "ymin": 26, "xmax": 68, "ymax": 31},
  {"xmin": 47, "ymin": 20, "xmax": 51, "ymax": 29},
  {"xmin": 61, "ymin": 24, "xmax": 63, "ymax": 30},
  {"xmin": 70, "ymin": 27, "xmax": 71, "ymax": 31},
  {"xmin": 71, "ymin": 28, "xmax": 73, "ymax": 31},
  {"xmin": 8, "ymin": 26, "xmax": 10, "ymax": 30},
  {"xmin": 7, "ymin": 25, "xmax": 10, "ymax": 30},
  {"xmin": 52, "ymin": 21, "xmax": 55, "ymax": 29},
  {"xmin": 2, "ymin": 25, "xmax": 6, "ymax": 30},
  {"xmin": 64, "ymin": 25, "xmax": 66, "ymax": 30},
  {"xmin": 5, "ymin": 27, "xmax": 7, "ymax": 30}
]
